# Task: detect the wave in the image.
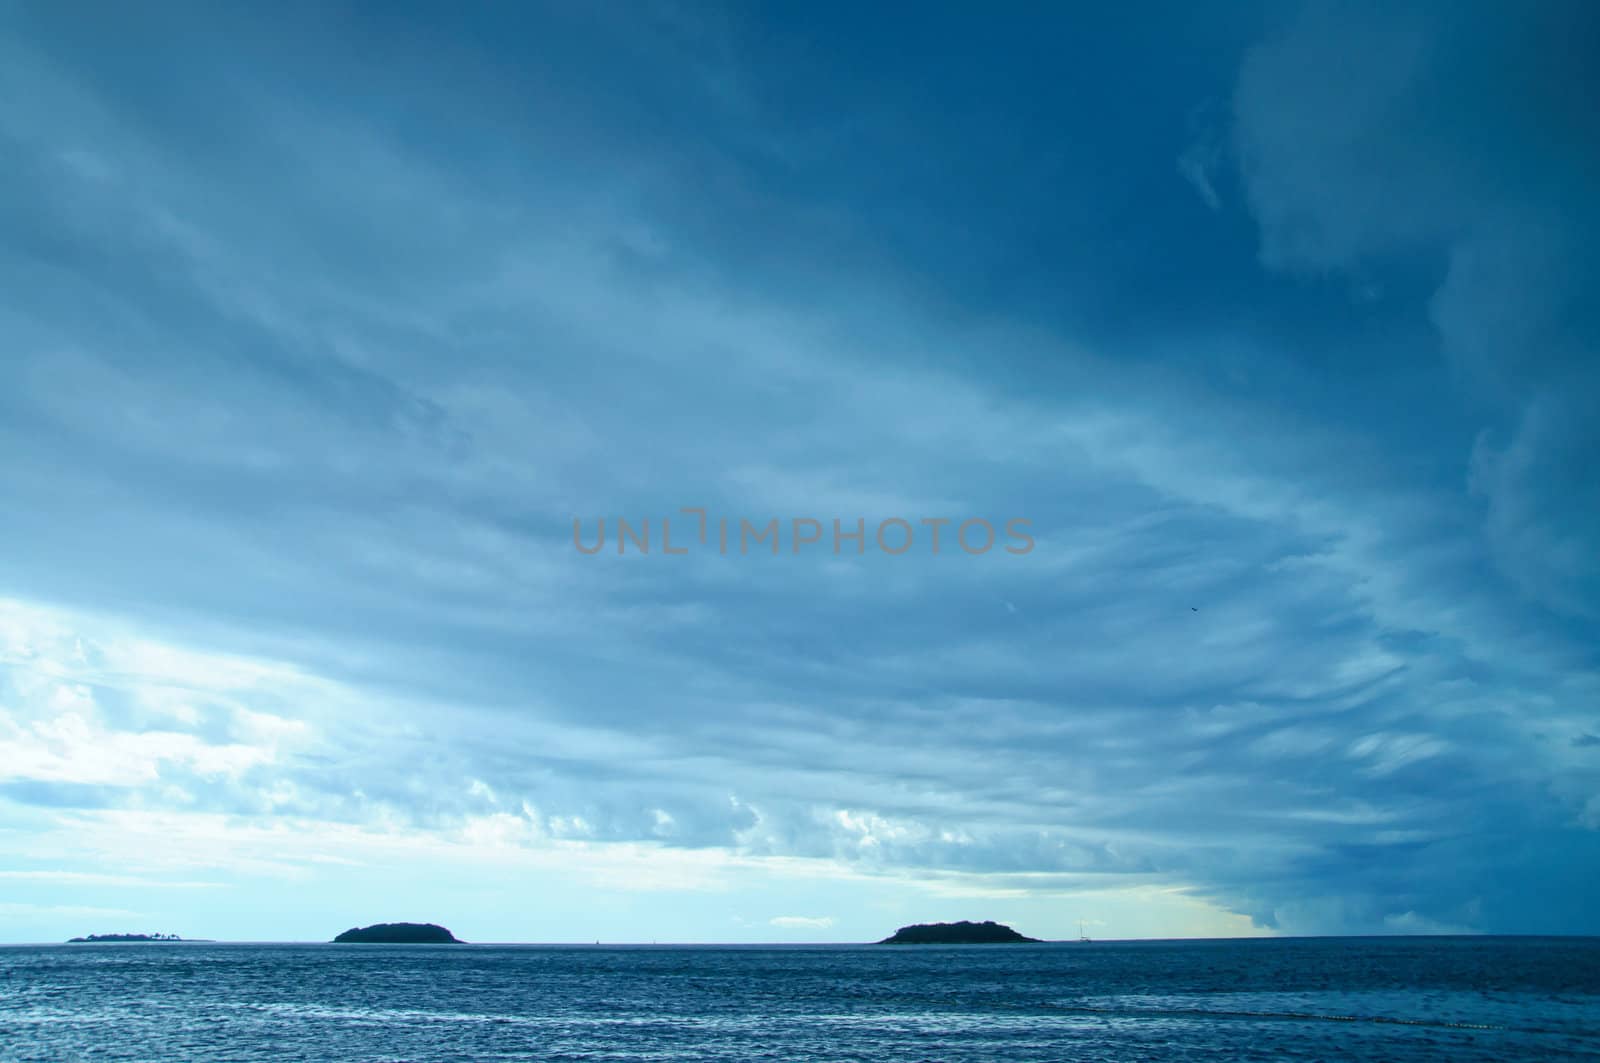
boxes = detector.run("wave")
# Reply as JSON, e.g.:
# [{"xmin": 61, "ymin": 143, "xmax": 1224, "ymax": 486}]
[{"xmin": 1049, "ymin": 1002, "xmax": 1522, "ymax": 1033}]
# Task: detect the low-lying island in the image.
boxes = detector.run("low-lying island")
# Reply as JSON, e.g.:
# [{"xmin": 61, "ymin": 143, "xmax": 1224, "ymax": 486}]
[
  {"xmin": 877, "ymin": 920, "xmax": 1041, "ymax": 944},
  {"xmin": 332, "ymin": 922, "xmax": 463, "ymax": 944}
]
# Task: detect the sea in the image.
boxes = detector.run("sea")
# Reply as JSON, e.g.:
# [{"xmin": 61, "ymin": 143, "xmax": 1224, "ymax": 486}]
[{"xmin": 3, "ymin": 937, "xmax": 1598, "ymax": 1061}]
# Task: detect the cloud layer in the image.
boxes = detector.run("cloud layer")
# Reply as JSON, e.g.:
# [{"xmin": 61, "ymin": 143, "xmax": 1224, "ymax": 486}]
[{"xmin": 0, "ymin": 1, "xmax": 1595, "ymax": 941}]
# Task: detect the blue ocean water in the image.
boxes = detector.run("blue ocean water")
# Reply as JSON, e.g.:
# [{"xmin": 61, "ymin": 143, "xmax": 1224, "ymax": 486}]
[{"xmin": 3, "ymin": 937, "xmax": 1598, "ymax": 1061}]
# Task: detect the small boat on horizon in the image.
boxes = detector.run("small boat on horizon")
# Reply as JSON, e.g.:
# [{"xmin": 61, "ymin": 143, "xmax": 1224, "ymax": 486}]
[{"xmin": 1077, "ymin": 920, "xmax": 1091, "ymax": 943}]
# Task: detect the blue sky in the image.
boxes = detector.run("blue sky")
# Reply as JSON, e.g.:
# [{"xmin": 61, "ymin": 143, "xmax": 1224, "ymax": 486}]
[{"xmin": 1, "ymin": 0, "xmax": 1596, "ymax": 943}]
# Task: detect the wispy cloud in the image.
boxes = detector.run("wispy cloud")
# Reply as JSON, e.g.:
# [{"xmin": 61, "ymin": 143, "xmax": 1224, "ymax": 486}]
[{"xmin": 769, "ymin": 916, "xmax": 835, "ymax": 930}]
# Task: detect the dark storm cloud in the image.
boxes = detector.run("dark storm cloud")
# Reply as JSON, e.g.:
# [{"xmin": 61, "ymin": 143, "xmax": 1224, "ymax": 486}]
[{"xmin": 0, "ymin": 0, "xmax": 1595, "ymax": 935}]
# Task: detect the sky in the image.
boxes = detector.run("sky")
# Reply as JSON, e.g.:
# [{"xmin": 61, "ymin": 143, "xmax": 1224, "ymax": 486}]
[{"xmin": 1, "ymin": 0, "xmax": 1597, "ymax": 944}]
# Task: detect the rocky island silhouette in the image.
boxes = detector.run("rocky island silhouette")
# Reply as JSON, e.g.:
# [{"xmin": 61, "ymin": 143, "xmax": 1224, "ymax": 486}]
[
  {"xmin": 877, "ymin": 920, "xmax": 1041, "ymax": 944},
  {"xmin": 332, "ymin": 922, "xmax": 463, "ymax": 944}
]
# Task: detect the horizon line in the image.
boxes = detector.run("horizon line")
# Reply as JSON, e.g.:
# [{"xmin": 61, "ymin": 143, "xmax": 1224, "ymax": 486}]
[{"xmin": 9, "ymin": 932, "xmax": 1599, "ymax": 947}]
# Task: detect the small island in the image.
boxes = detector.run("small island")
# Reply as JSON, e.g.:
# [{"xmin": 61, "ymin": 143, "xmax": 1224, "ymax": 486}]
[
  {"xmin": 332, "ymin": 922, "xmax": 463, "ymax": 944},
  {"xmin": 877, "ymin": 920, "xmax": 1041, "ymax": 944},
  {"xmin": 68, "ymin": 933, "xmax": 189, "ymax": 943}
]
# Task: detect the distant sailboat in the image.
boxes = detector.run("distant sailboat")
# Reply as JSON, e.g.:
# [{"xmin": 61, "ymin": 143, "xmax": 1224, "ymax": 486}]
[{"xmin": 1077, "ymin": 920, "xmax": 1091, "ymax": 943}]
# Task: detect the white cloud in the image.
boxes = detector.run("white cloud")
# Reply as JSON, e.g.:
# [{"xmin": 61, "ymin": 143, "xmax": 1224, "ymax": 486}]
[
  {"xmin": 0, "ymin": 870, "xmax": 222, "ymax": 888},
  {"xmin": 769, "ymin": 915, "xmax": 834, "ymax": 930}
]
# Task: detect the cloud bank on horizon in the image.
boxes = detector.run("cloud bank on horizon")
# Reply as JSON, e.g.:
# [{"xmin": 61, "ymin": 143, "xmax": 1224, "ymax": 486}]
[{"xmin": 1, "ymin": 0, "xmax": 1596, "ymax": 942}]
